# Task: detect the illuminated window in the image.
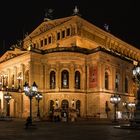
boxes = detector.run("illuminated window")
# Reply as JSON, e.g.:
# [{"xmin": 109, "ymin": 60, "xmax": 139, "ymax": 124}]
[
  {"xmin": 5, "ymin": 75, "xmax": 8, "ymax": 87},
  {"xmin": 50, "ymin": 71, "xmax": 56, "ymax": 89},
  {"xmin": 75, "ymin": 71, "xmax": 80, "ymax": 89},
  {"xmin": 115, "ymin": 73, "xmax": 120, "ymax": 91},
  {"xmin": 61, "ymin": 70, "xmax": 69, "ymax": 89},
  {"xmin": 105, "ymin": 71, "xmax": 109, "ymax": 90}
]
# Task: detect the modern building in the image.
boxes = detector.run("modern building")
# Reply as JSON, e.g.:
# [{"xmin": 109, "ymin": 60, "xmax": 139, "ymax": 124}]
[{"xmin": 0, "ymin": 8, "xmax": 139, "ymax": 120}]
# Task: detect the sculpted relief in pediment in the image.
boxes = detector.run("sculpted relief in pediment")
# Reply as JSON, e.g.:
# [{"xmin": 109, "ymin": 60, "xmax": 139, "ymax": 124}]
[
  {"xmin": 5, "ymin": 53, "xmax": 17, "ymax": 60},
  {"xmin": 0, "ymin": 52, "xmax": 22, "ymax": 63}
]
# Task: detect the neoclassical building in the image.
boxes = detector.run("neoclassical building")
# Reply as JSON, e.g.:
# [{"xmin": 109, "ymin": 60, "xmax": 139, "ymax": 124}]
[{"xmin": 0, "ymin": 11, "xmax": 140, "ymax": 120}]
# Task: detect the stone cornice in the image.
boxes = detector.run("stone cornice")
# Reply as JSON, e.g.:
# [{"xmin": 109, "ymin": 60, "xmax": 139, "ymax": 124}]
[{"xmin": 29, "ymin": 46, "xmax": 133, "ymax": 63}]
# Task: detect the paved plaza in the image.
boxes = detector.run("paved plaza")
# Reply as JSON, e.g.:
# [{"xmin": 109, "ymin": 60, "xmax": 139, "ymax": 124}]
[{"xmin": 0, "ymin": 119, "xmax": 140, "ymax": 140}]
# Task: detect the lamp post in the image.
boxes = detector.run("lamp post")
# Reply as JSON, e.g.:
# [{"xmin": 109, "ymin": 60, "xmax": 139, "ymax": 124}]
[
  {"xmin": 35, "ymin": 93, "xmax": 43, "ymax": 117},
  {"xmin": 128, "ymin": 102, "xmax": 135, "ymax": 119},
  {"xmin": 4, "ymin": 92, "xmax": 12, "ymax": 117},
  {"xmin": 110, "ymin": 94, "xmax": 121, "ymax": 122},
  {"xmin": 23, "ymin": 82, "xmax": 38, "ymax": 124}
]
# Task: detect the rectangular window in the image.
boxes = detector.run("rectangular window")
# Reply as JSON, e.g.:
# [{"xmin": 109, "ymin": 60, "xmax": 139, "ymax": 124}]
[
  {"xmin": 44, "ymin": 38, "xmax": 47, "ymax": 45},
  {"xmin": 62, "ymin": 30, "xmax": 65, "ymax": 38},
  {"xmin": 40, "ymin": 40, "xmax": 43, "ymax": 47},
  {"xmin": 48, "ymin": 36, "xmax": 52, "ymax": 44},
  {"xmin": 66, "ymin": 28, "xmax": 70, "ymax": 36},
  {"xmin": 57, "ymin": 32, "xmax": 60, "ymax": 40}
]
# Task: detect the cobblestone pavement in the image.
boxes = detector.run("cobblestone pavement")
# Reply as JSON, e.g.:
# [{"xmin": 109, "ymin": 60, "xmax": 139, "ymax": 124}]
[{"xmin": 0, "ymin": 119, "xmax": 140, "ymax": 140}]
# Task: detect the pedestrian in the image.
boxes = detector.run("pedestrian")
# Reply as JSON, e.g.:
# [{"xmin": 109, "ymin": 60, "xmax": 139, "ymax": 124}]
[{"xmin": 25, "ymin": 116, "xmax": 32, "ymax": 129}]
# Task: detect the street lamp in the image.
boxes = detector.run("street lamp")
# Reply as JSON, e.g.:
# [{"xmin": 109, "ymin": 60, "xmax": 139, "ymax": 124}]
[
  {"xmin": 127, "ymin": 102, "xmax": 135, "ymax": 119},
  {"xmin": 4, "ymin": 92, "xmax": 12, "ymax": 117},
  {"xmin": 35, "ymin": 93, "xmax": 43, "ymax": 117},
  {"xmin": 110, "ymin": 94, "xmax": 121, "ymax": 122},
  {"xmin": 23, "ymin": 81, "xmax": 38, "ymax": 124}
]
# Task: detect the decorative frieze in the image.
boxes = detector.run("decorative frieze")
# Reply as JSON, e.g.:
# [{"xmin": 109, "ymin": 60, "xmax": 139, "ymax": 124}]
[{"xmin": 81, "ymin": 29, "xmax": 106, "ymax": 46}]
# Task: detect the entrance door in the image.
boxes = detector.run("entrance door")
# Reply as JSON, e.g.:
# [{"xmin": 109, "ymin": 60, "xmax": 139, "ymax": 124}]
[
  {"xmin": 61, "ymin": 100, "xmax": 69, "ymax": 118},
  {"xmin": 61, "ymin": 100, "xmax": 69, "ymax": 110}
]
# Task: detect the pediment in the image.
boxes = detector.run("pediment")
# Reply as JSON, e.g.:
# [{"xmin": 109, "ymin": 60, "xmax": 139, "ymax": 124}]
[
  {"xmin": 0, "ymin": 49, "xmax": 26, "ymax": 63},
  {"xmin": 24, "ymin": 16, "xmax": 74, "ymax": 40}
]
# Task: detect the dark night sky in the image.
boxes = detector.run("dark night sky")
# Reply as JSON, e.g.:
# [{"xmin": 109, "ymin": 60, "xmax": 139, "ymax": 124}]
[{"xmin": 0, "ymin": 0, "xmax": 140, "ymax": 55}]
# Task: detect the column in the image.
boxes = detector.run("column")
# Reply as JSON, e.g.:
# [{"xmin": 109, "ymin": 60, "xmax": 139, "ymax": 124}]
[
  {"xmin": 14, "ymin": 66, "xmax": 17, "ymax": 88},
  {"xmin": 56, "ymin": 63, "xmax": 60, "ymax": 91},
  {"xmin": 20, "ymin": 64, "xmax": 24, "ymax": 88},
  {"xmin": 97, "ymin": 63, "xmax": 102, "ymax": 90},
  {"xmin": 69, "ymin": 63, "xmax": 74, "ymax": 90},
  {"xmin": 46, "ymin": 64, "xmax": 50, "ymax": 90},
  {"xmin": 112, "ymin": 67, "xmax": 115, "ymax": 91},
  {"xmin": 101, "ymin": 63, "xmax": 105, "ymax": 90},
  {"xmin": 42, "ymin": 64, "xmax": 46, "ymax": 91},
  {"xmin": 7, "ymin": 69, "xmax": 10, "ymax": 88}
]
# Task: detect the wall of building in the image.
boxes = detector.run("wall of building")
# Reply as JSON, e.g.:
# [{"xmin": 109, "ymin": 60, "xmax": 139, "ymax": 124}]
[{"xmin": 0, "ymin": 15, "xmax": 137, "ymax": 120}]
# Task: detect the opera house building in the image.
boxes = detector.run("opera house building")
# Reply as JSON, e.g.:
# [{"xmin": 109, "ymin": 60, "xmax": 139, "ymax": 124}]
[{"xmin": 0, "ymin": 11, "xmax": 139, "ymax": 121}]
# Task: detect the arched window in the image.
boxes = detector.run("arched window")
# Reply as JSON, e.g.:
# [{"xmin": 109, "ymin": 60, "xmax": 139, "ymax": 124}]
[
  {"xmin": 115, "ymin": 73, "xmax": 120, "ymax": 91},
  {"xmin": 76, "ymin": 100, "xmax": 81, "ymax": 117},
  {"xmin": 61, "ymin": 70, "xmax": 69, "ymax": 89},
  {"xmin": 12, "ymin": 74, "xmax": 14, "ymax": 85},
  {"xmin": 17, "ymin": 72, "xmax": 22, "ymax": 88},
  {"xmin": 105, "ymin": 71, "xmax": 109, "ymax": 90},
  {"xmin": 5, "ymin": 75, "xmax": 8, "ymax": 88},
  {"xmin": 61, "ymin": 99, "xmax": 69, "ymax": 110},
  {"xmin": 75, "ymin": 71, "xmax": 80, "ymax": 89},
  {"xmin": 125, "ymin": 77, "xmax": 128, "ymax": 93},
  {"xmin": 61, "ymin": 100, "xmax": 69, "ymax": 117},
  {"xmin": 50, "ymin": 71, "xmax": 56, "ymax": 89},
  {"xmin": 25, "ymin": 70, "xmax": 29, "ymax": 83}
]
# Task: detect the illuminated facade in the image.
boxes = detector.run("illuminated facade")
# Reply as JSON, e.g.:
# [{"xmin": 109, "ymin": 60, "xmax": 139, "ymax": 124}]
[{"xmin": 0, "ymin": 13, "xmax": 140, "ymax": 120}]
